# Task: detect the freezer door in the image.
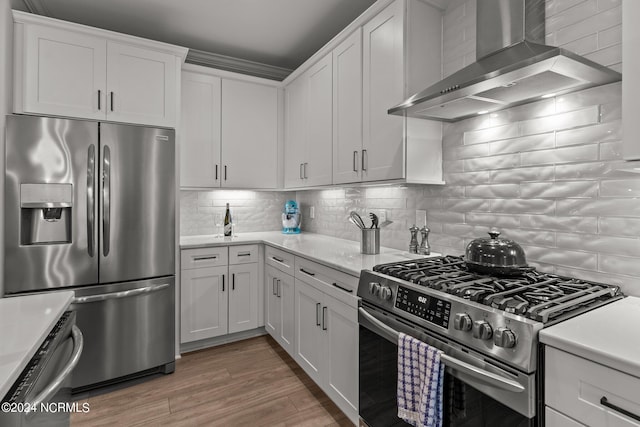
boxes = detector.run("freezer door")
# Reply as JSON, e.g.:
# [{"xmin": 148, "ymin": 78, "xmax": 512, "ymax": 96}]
[
  {"xmin": 67, "ymin": 277, "xmax": 175, "ymax": 390},
  {"xmin": 99, "ymin": 123, "xmax": 175, "ymax": 283},
  {"xmin": 4, "ymin": 115, "xmax": 99, "ymax": 293}
]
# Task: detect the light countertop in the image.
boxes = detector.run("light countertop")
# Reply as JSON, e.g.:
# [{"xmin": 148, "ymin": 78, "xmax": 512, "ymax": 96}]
[
  {"xmin": 0, "ymin": 291, "xmax": 74, "ymax": 400},
  {"xmin": 540, "ymin": 296, "xmax": 640, "ymax": 378},
  {"xmin": 180, "ymin": 231, "xmax": 439, "ymax": 277}
]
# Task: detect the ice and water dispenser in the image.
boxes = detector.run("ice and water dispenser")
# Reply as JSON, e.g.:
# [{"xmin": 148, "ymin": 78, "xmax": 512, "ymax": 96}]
[{"xmin": 20, "ymin": 183, "xmax": 72, "ymax": 245}]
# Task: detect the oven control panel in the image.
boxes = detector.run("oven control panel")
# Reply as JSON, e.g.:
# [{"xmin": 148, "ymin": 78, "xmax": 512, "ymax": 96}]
[{"xmin": 395, "ymin": 286, "xmax": 451, "ymax": 328}]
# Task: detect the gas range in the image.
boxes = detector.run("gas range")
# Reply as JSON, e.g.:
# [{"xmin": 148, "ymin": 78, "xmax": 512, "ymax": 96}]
[{"xmin": 357, "ymin": 255, "xmax": 623, "ymax": 373}]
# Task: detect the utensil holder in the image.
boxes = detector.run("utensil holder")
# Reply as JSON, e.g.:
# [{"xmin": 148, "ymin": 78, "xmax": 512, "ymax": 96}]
[{"xmin": 361, "ymin": 228, "xmax": 380, "ymax": 255}]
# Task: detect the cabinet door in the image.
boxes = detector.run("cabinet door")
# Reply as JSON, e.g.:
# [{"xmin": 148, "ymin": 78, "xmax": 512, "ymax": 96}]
[
  {"xmin": 228, "ymin": 263, "xmax": 259, "ymax": 334},
  {"xmin": 264, "ymin": 266, "xmax": 281, "ymax": 338},
  {"xmin": 294, "ymin": 279, "xmax": 325, "ymax": 384},
  {"xmin": 106, "ymin": 41, "xmax": 177, "ymax": 127},
  {"xmin": 221, "ymin": 79, "xmax": 278, "ymax": 189},
  {"xmin": 278, "ymin": 272, "xmax": 295, "ymax": 356},
  {"xmin": 180, "ymin": 71, "xmax": 221, "ymax": 188},
  {"xmin": 325, "ymin": 296, "xmax": 359, "ymax": 417},
  {"xmin": 284, "ymin": 76, "xmax": 307, "ymax": 188},
  {"xmin": 180, "ymin": 266, "xmax": 228, "ymax": 343},
  {"xmin": 22, "ymin": 24, "xmax": 106, "ymax": 120},
  {"xmin": 362, "ymin": 0, "xmax": 405, "ymax": 182},
  {"xmin": 333, "ymin": 29, "xmax": 363, "ymax": 185},
  {"xmin": 305, "ymin": 54, "xmax": 333, "ymax": 187}
]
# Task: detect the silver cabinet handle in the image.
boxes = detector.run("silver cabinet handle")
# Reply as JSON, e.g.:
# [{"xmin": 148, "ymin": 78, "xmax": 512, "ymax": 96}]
[
  {"xmin": 98, "ymin": 90, "xmax": 101, "ymax": 111},
  {"xmin": 271, "ymin": 256, "xmax": 284, "ymax": 263},
  {"xmin": 232, "ymin": 273, "xmax": 235, "ymax": 291},
  {"xmin": 215, "ymin": 164, "xmax": 218, "ymax": 180},
  {"xmin": 193, "ymin": 255, "xmax": 217, "ymax": 261},
  {"xmin": 358, "ymin": 307, "xmax": 524, "ymax": 393},
  {"xmin": 353, "ymin": 151, "xmax": 358, "ymax": 172},
  {"xmin": 110, "ymin": 91, "xmax": 114, "ymax": 111},
  {"xmin": 601, "ymin": 397, "xmax": 640, "ymax": 422},
  {"xmin": 237, "ymin": 252, "xmax": 251, "ymax": 257},
  {"xmin": 27, "ymin": 326, "xmax": 83, "ymax": 410},
  {"xmin": 303, "ymin": 162, "xmax": 308, "ymax": 179},
  {"xmin": 224, "ymin": 165, "xmax": 227, "ymax": 181},
  {"xmin": 102, "ymin": 145, "xmax": 111, "ymax": 257},
  {"xmin": 272, "ymin": 277, "xmax": 277, "ymax": 295},
  {"xmin": 316, "ymin": 303, "xmax": 321, "ymax": 326},
  {"xmin": 362, "ymin": 149, "xmax": 367, "ymax": 171},
  {"xmin": 87, "ymin": 144, "xmax": 96, "ymax": 257},
  {"xmin": 322, "ymin": 306, "xmax": 327, "ymax": 330},
  {"xmin": 73, "ymin": 283, "xmax": 170, "ymax": 304},
  {"xmin": 222, "ymin": 274, "xmax": 225, "ymax": 292},
  {"xmin": 300, "ymin": 163, "xmax": 303, "ymax": 180},
  {"xmin": 276, "ymin": 279, "xmax": 281, "ymax": 298}
]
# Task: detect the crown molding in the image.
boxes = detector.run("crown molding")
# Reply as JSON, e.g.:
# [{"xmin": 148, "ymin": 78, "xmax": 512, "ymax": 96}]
[
  {"xmin": 20, "ymin": 0, "xmax": 50, "ymax": 15},
  {"xmin": 186, "ymin": 49, "xmax": 292, "ymax": 81}
]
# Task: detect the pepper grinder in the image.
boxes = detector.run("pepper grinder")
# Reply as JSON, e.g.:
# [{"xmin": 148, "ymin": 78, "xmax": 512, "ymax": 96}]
[
  {"xmin": 418, "ymin": 226, "xmax": 430, "ymax": 255},
  {"xmin": 409, "ymin": 225, "xmax": 419, "ymax": 254}
]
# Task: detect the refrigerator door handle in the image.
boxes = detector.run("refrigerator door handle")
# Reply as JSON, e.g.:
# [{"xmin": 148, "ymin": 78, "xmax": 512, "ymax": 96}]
[
  {"xmin": 103, "ymin": 145, "xmax": 111, "ymax": 257},
  {"xmin": 87, "ymin": 144, "xmax": 96, "ymax": 257},
  {"xmin": 72, "ymin": 283, "xmax": 171, "ymax": 304}
]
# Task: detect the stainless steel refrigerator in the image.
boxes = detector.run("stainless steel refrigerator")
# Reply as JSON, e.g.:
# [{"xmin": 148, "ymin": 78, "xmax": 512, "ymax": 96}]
[{"xmin": 4, "ymin": 115, "xmax": 176, "ymax": 391}]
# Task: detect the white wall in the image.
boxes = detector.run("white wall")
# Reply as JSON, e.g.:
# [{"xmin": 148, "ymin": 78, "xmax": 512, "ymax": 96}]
[{"xmin": 0, "ymin": 1, "xmax": 13, "ymax": 296}]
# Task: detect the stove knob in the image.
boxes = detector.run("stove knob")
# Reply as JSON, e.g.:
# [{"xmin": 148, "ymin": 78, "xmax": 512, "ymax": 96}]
[
  {"xmin": 494, "ymin": 328, "xmax": 517, "ymax": 348},
  {"xmin": 472, "ymin": 320, "xmax": 493, "ymax": 340},
  {"xmin": 453, "ymin": 313, "xmax": 472, "ymax": 331},
  {"xmin": 380, "ymin": 286, "xmax": 393, "ymax": 301},
  {"xmin": 369, "ymin": 282, "xmax": 381, "ymax": 296}
]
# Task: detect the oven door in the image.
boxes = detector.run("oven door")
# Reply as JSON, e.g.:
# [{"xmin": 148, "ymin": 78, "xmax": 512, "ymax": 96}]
[{"xmin": 359, "ymin": 303, "xmax": 537, "ymax": 427}]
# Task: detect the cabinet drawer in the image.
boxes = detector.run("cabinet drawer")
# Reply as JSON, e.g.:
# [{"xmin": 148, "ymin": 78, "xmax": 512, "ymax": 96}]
[
  {"xmin": 181, "ymin": 247, "xmax": 228, "ymax": 270},
  {"xmin": 545, "ymin": 346, "xmax": 640, "ymax": 427},
  {"xmin": 229, "ymin": 244, "xmax": 259, "ymax": 265},
  {"xmin": 294, "ymin": 257, "xmax": 358, "ymax": 307},
  {"xmin": 545, "ymin": 407, "xmax": 584, "ymax": 427},
  {"xmin": 265, "ymin": 246, "xmax": 295, "ymax": 276}
]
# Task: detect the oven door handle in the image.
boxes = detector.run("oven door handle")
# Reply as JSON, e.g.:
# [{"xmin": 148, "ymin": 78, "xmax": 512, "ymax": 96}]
[
  {"xmin": 26, "ymin": 326, "xmax": 84, "ymax": 412},
  {"xmin": 358, "ymin": 307, "xmax": 525, "ymax": 394}
]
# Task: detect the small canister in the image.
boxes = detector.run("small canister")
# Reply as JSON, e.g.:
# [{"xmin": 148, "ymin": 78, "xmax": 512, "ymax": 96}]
[{"xmin": 361, "ymin": 228, "xmax": 380, "ymax": 255}]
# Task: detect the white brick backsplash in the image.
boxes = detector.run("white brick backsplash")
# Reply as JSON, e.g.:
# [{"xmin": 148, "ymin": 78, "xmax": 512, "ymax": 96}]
[
  {"xmin": 519, "ymin": 215, "xmax": 598, "ymax": 233},
  {"xmin": 599, "ymin": 217, "xmax": 640, "ymax": 236},
  {"xmin": 490, "ymin": 199, "xmax": 556, "ymax": 215},
  {"xmin": 488, "ymin": 133, "xmax": 555, "ymax": 156},
  {"xmin": 599, "ymin": 179, "xmax": 640, "ymax": 197},
  {"xmin": 464, "ymin": 153, "xmax": 520, "ymax": 171},
  {"xmin": 464, "ymin": 123, "xmax": 519, "ymax": 145},
  {"xmin": 599, "ymin": 254, "xmax": 640, "ymax": 276},
  {"xmin": 556, "ymin": 120, "xmax": 621, "ymax": 147},
  {"xmin": 464, "ymin": 212, "xmax": 521, "ymax": 228},
  {"xmin": 520, "ymin": 144, "xmax": 599, "ymax": 166},
  {"xmin": 465, "ymin": 183, "xmax": 520, "ymax": 198},
  {"xmin": 519, "ymin": 181, "xmax": 598, "ymax": 198},
  {"xmin": 489, "ymin": 166, "xmax": 555, "ymax": 183},
  {"xmin": 524, "ymin": 246, "xmax": 598, "ymax": 270},
  {"xmin": 557, "ymin": 232, "xmax": 640, "ymax": 257},
  {"xmin": 556, "ymin": 198, "xmax": 640, "ymax": 217},
  {"xmin": 519, "ymin": 106, "xmax": 601, "ymax": 136}
]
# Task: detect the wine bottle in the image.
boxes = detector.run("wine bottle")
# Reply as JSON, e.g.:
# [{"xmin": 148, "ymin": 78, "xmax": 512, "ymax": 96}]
[{"xmin": 223, "ymin": 203, "xmax": 232, "ymax": 236}]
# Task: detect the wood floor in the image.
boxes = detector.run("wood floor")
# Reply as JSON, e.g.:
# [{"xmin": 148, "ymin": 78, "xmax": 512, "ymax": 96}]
[{"xmin": 70, "ymin": 335, "xmax": 352, "ymax": 427}]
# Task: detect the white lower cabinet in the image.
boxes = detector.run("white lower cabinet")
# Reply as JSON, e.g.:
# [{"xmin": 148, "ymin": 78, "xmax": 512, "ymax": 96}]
[
  {"xmin": 545, "ymin": 346, "xmax": 640, "ymax": 427},
  {"xmin": 180, "ymin": 265, "xmax": 228, "ymax": 342},
  {"xmin": 180, "ymin": 245, "xmax": 260, "ymax": 344},
  {"xmin": 294, "ymin": 272, "xmax": 359, "ymax": 424},
  {"xmin": 265, "ymin": 265, "xmax": 295, "ymax": 355}
]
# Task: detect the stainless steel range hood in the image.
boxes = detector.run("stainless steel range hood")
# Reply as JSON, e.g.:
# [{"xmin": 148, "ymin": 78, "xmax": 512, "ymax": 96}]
[{"xmin": 389, "ymin": 0, "xmax": 621, "ymax": 122}]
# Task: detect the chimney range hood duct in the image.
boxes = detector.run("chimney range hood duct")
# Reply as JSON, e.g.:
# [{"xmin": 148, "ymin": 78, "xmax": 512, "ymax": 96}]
[{"xmin": 389, "ymin": 0, "xmax": 621, "ymax": 122}]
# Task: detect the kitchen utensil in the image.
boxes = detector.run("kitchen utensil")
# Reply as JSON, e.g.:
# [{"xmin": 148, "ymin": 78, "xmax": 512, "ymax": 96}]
[
  {"xmin": 349, "ymin": 217, "xmax": 364, "ymax": 229},
  {"xmin": 349, "ymin": 211, "xmax": 366, "ymax": 229},
  {"xmin": 465, "ymin": 228, "xmax": 535, "ymax": 276},
  {"xmin": 369, "ymin": 213, "xmax": 379, "ymax": 229},
  {"xmin": 409, "ymin": 225, "xmax": 419, "ymax": 254},
  {"xmin": 378, "ymin": 220, "xmax": 393, "ymax": 228},
  {"xmin": 418, "ymin": 226, "xmax": 430, "ymax": 255}
]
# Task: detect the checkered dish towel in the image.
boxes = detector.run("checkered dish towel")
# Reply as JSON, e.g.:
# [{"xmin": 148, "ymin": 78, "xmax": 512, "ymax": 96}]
[{"xmin": 397, "ymin": 332, "xmax": 445, "ymax": 427}]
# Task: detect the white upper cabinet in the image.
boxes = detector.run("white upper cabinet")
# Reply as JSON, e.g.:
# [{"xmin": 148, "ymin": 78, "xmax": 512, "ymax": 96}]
[
  {"xmin": 221, "ymin": 79, "xmax": 278, "ymax": 189},
  {"xmin": 284, "ymin": 53, "xmax": 333, "ymax": 189},
  {"xmin": 180, "ymin": 64, "xmax": 280, "ymax": 189},
  {"xmin": 332, "ymin": 29, "xmax": 363, "ymax": 185},
  {"xmin": 105, "ymin": 42, "xmax": 177, "ymax": 127},
  {"xmin": 19, "ymin": 24, "xmax": 106, "ymax": 120},
  {"xmin": 180, "ymin": 71, "xmax": 222, "ymax": 188},
  {"xmin": 623, "ymin": 0, "xmax": 640, "ymax": 161},
  {"xmin": 362, "ymin": 0, "xmax": 444, "ymax": 184},
  {"xmin": 13, "ymin": 11, "xmax": 186, "ymax": 128}
]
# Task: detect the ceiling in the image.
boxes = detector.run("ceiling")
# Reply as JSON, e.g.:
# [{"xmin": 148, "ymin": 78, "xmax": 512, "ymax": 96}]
[{"xmin": 11, "ymin": 0, "xmax": 378, "ymax": 76}]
